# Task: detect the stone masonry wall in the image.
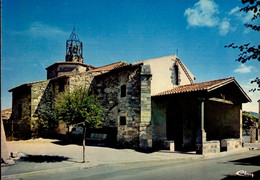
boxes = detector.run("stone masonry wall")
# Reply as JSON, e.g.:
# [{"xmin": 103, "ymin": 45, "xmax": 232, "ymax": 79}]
[
  {"xmin": 68, "ymin": 71, "xmax": 101, "ymax": 92},
  {"xmin": 31, "ymin": 80, "xmax": 52, "ymax": 122},
  {"xmin": 11, "ymin": 86, "xmax": 31, "ymax": 139},
  {"xmin": 10, "ymin": 64, "xmax": 152, "ymax": 148},
  {"xmin": 139, "ymin": 65, "xmax": 152, "ymax": 148},
  {"xmin": 93, "ymin": 66, "xmax": 142, "ymax": 148}
]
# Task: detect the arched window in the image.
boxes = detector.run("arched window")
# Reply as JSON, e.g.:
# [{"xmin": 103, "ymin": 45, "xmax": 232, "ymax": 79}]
[
  {"xmin": 172, "ymin": 64, "xmax": 180, "ymax": 86},
  {"xmin": 174, "ymin": 65, "xmax": 179, "ymax": 85}
]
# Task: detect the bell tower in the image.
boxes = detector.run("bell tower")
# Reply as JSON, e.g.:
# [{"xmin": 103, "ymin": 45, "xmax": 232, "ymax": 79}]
[{"xmin": 65, "ymin": 27, "xmax": 83, "ymax": 63}]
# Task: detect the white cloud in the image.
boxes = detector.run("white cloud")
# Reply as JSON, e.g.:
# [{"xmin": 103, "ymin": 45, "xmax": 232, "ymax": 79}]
[
  {"xmin": 219, "ymin": 18, "xmax": 236, "ymax": 36},
  {"xmin": 228, "ymin": 6, "xmax": 255, "ymax": 23},
  {"xmin": 242, "ymin": 11, "xmax": 255, "ymax": 23},
  {"xmin": 234, "ymin": 64, "xmax": 253, "ymax": 73},
  {"xmin": 11, "ymin": 22, "xmax": 67, "ymax": 38},
  {"xmin": 219, "ymin": 18, "xmax": 233, "ymax": 36},
  {"xmin": 241, "ymin": 82, "xmax": 260, "ymax": 112},
  {"xmin": 29, "ymin": 22, "xmax": 67, "ymax": 38},
  {"xmin": 184, "ymin": 0, "xmax": 219, "ymax": 27},
  {"xmin": 228, "ymin": 6, "xmax": 240, "ymax": 15},
  {"xmin": 184, "ymin": 0, "xmax": 235, "ymax": 36}
]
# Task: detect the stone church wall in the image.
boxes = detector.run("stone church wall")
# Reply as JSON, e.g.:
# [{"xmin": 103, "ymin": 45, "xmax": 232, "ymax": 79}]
[
  {"xmin": 93, "ymin": 66, "xmax": 142, "ymax": 147},
  {"xmin": 31, "ymin": 80, "xmax": 52, "ymax": 121},
  {"xmin": 142, "ymin": 55, "xmax": 194, "ymax": 96},
  {"xmin": 11, "ymin": 86, "xmax": 31, "ymax": 139},
  {"xmin": 139, "ymin": 65, "xmax": 152, "ymax": 148},
  {"xmin": 151, "ymin": 96, "xmax": 168, "ymax": 147},
  {"xmin": 68, "ymin": 71, "xmax": 101, "ymax": 92},
  {"xmin": 9, "ymin": 64, "xmax": 153, "ymax": 148}
]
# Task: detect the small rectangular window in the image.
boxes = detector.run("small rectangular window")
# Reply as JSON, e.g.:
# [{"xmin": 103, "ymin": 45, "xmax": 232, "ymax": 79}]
[
  {"xmin": 121, "ymin": 85, "xmax": 126, "ymax": 97},
  {"xmin": 18, "ymin": 104, "xmax": 22, "ymax": 119},
  {"xmin": 59, "ymin": 82, "xmax": 65, "ymax": 92},
  {"xmin": 120, "ymin": 116, "xmax": 126, "ymax": 125}
]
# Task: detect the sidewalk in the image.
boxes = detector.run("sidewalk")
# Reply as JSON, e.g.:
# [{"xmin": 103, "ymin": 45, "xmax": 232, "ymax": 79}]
[{"xmin": 1, "ymin": 138, "xmax": 255, "ymax": 179}]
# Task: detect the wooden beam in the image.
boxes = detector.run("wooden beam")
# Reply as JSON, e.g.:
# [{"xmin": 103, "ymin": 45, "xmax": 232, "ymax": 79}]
[{"xmin": 208, "ymin": 97, "xmax": 233, "ymax": 105}]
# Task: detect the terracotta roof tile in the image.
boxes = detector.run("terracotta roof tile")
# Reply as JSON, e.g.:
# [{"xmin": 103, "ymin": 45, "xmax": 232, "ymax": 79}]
[
  {"xmin": 90, "ymin": 61, "xmax": 128, "ymax": 72},
  {"xmin": 1, "ymin": 108, "xmax": 12, "ymax": 120},
  {"xmin": 153, "ymin": 77, "xmax": 235, "ymax": 96},
  {"xmin": 46, "ymin": 62, "xmax": 96, "ymax": 70}
]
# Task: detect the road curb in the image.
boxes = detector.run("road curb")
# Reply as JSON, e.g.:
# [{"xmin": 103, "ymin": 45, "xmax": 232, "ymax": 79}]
[{"xmin": 203, "ymin": 148, "xmax": 249, "ymax": 159}]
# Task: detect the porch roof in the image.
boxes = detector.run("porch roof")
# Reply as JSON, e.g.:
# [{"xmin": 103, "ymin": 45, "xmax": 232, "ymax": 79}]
[{"xmin": 153, "ymin": 77, "xmax": 251, "ymax": 102}]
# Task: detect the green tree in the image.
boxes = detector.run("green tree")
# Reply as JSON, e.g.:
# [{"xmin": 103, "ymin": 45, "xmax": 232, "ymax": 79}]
[
  {"xmin": 55, "ymin": 87, "xmax": 103, "ymax": 163},
  {"xmin": 225, "ymin": 0, "xmax": 260, "ymax": 91},
  {"xmin": 242, "ymin": 111, "xmax": 259, "ymax": 131},
  {"xmin": 35, "ymin": 110, "xmax": 59, "ymax": 138}
]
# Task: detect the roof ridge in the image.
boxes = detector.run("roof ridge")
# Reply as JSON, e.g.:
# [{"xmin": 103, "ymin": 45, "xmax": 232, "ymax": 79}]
[
  {"xmin": 206, "ymin": 77, "xmax": 235, "ymax": 90},
  {"xmin": 176, "ymin": 58, "xmax": 194, "ymax": 84},
  {"xmin": 153, "ymin": 77, "xmax": 235, "ymax": 97},
  {"xmin": 46, "ymin": 62, "xmax": 97, "ymax": 69},
  {"xmin": 8, "ymin": 79, "xmax": 50, "ymax": 92},
  {"xmin": 132, "ymin": 54, "xmax": 177, "ymax": 64},
  {"xmin": 194, "ymin": 77, "xmax": 234, "ymax": 86},
  {"xmin": 96, "ymin": 61, "xmax": 127, "ymax": 68}
]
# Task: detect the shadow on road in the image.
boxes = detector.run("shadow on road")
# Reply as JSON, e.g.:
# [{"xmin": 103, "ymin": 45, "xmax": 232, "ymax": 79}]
[
  {"xmin": 221, "ymin": 155, "xmax": 260, "ymax": 180},
  {"xmin": 19, "ymin": 155, "xmax": 69, "ymax": 163},
  {"xmin": 229, "ymin": 155, "xmax": 260, "ymax": 166}
]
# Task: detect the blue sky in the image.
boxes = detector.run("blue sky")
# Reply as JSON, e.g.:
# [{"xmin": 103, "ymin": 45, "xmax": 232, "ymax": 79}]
[{"xmin": 2, "ymin": 0, "xmax": 259, "ymax": 112}]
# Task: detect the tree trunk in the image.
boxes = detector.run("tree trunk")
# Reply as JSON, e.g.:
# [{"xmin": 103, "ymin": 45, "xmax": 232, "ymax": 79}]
[
  {"xmin": 67, "ymin": 125, "xmax": 70, "ymax": 143},
  {"xmin": 82, "ymin": 126, "xmax": 86, "ymax": 163}
]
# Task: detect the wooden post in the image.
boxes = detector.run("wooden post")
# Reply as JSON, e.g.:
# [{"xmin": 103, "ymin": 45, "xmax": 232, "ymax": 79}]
[
  {"xmin": 11, "ymin": 119, "xmax": 14, "ymax": 141},
  {"xmin": 196, "ymin": 98, "xmax": 207, "ymax": 154}
]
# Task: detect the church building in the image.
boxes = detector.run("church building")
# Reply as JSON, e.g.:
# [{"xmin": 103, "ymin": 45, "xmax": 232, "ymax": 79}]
[{"xmin": 8, "ymin": 28, "xmax": 251, "ymax": 153}]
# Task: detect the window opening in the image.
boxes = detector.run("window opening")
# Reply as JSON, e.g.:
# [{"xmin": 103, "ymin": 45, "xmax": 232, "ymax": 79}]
[
  {"xmin": 121, "ymin": 85, "xmax": 126, "ymax": 97},
  {"xmin": 120, "ymin": 116, "xmax": 126, "ymax": 125},
  {"xmin": 174, "ymin": 64, "xmax": 179, "ymax": 85},
  {"xmin": 18, "ymin": 104, "xmax": 22, "ymax": 119},
  {"xmin": 59, "ymin": 82, "xmax": 65, "ymax": 92}
]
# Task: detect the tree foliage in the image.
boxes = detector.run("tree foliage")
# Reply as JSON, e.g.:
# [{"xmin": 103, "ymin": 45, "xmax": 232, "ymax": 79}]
[
  {"xmin": 225, "ymin": 0, "xmax": 260, "ymax": 91},
  {"xmin": 55, "ymin": 87, "xmax": 103, "ymax": 129},
  {"xmin": 225, "ymin": 0, "xmax": 260, "ymax": 63},
  {"xmin": 18, "ymin": 115, "xmax": 32, "ymax": 139},
  {"xmin": 34, "ymin": 110, "xmax": 59, "ymax": 138},
  {"xmin": 55, "ymin": 87, "xmax": 103, "ymax": 162},
  {"xmin": 242, "ymin": 111, "xmax": 259, "ymax": 129}
]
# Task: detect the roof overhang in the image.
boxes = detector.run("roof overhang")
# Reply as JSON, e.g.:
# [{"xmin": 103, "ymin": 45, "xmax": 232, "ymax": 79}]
[
  {"xmin": 153, "ymin": 77, "xmax": 251, "ymax": 103},
  {"xmin": 46, "ymin": 62, "xmax": 96, "ymax": 70}
]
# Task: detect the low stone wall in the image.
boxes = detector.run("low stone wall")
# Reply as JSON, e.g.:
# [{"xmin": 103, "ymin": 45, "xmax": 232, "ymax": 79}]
[
  {"xmin": 203, "ymin": 140, "xmax": 220, "ymax": 154},
  {"xmin": 164, "ymin": 140, "xmax": 175, "ymax": 152},
  {"xmin": 221, "ymin": 138, "xmax": 242, "ymax": 152}
]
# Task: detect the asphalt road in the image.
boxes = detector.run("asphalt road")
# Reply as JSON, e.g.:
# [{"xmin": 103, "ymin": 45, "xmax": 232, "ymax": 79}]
[{"xmin": 23, "ymin": 150, "xmax": 260, "ymax": 180}]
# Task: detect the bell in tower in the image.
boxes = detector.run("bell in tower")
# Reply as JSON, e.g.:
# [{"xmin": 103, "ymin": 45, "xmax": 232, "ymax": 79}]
[{"xmin": 65, "ymin": 27, "xmax": 83, "ymax": 63}]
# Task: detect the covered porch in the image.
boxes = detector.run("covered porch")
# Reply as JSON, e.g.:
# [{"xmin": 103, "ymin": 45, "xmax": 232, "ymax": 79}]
[{"xmin": 152, "ymin": 77, "xmax": 251, "ymax": 154}]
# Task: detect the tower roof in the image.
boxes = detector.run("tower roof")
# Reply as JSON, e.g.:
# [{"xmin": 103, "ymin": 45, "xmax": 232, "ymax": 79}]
[{"xmin": 68, "ymin": 26, "xmax": 80, "ymax": 41}]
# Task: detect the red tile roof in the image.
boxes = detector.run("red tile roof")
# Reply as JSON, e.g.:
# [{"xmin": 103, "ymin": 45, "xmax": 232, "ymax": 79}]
[
  {"xmin": 90, "ymin": 61, "xmax": 128, "ymax": 72},
  {"xmin": 46, "ymin": 62, "xmax": 96, "ymax": 70},
  {"xmin": 8, "ymin": 79, "xmax": 49, "ymax": 92},
  {"xmin": 1, "ymin": 108, "xmax": 12, "ymax": 120},
  {"xmin": 153, "ymin": 77, "xmax": 236, "ymax": 96}
]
